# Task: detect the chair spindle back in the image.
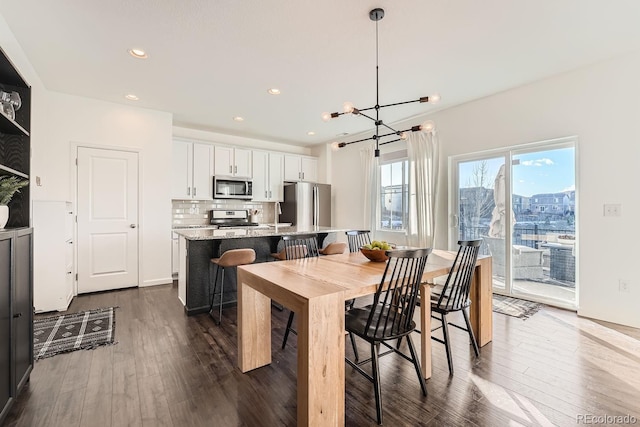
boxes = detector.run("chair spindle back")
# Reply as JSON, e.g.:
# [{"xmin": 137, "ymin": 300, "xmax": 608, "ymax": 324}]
[
  {"xmin": 434, "ymin": 240, "xmax": 482, "ymax": 312},
  {"xmin": 364, "ymin": 248, "xmax": 431, "ymax": 340},
  {"xmin": 346, "ymin": 230, "xmax": 372, "ymax": 253},
  {"xmin": 281, "ymin": 233, "xmax": 319, "ymax": 260}
]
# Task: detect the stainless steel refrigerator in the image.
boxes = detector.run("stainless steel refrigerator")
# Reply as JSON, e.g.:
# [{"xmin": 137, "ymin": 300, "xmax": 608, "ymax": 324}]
[{"xmin": 281, "ymin": 182, "xmax": 331, "ymax": 227}]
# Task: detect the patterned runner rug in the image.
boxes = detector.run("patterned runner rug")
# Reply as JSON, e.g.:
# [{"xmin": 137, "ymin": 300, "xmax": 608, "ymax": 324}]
[
  {"xmin": 492, "ymin": 295, "xmax": 543, "ymax": 319},
  {"xmin": 33, "ymin": 307, "xmax": 117, "ymax": 360}
]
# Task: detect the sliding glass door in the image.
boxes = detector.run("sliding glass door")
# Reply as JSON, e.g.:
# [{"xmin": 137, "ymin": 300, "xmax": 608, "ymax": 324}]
[{"xmin": 452, "ymin": 138, "xmax": 577, "ymax": 308}]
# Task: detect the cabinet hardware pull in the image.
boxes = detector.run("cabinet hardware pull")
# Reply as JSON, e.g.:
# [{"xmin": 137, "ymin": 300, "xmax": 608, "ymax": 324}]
[
  {"xmin": 234, "ymin": 165, "xmax": 237, "ymax": 174},
  {"xmin": 187, "ymin": 187, "xmax": 191, "ymax": 195},
  {"xmin": 130, "ymin": 224, "xmax": 137, "ymax": 228},
  {"xmin": 193, "ymin": 187, "xmax": 197, "ymax": 196},
  {"xmin": 229, "ymin": 165, "xmax": 232, "ymax": 173},
  {"xmin": 13, "ymin": 313, "xmax": 22, "ymax": 318}
]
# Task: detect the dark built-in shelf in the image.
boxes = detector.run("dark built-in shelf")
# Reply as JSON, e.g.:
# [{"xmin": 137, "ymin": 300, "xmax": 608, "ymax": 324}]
[
  {"xmin": 0, "ymin": 165, "xmax": 28, "ymax": 179},
  {"xmin": 0, "ymin": 45, "xmax": 31, "ymax": 230},
  {"xmin": 0, "ymin": 112, "xmax": 28, "ymax": 136}
]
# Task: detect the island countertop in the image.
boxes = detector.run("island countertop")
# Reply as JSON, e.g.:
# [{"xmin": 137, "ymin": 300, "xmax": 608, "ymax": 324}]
[{"xmin": 173, "ymin": 225, "xmax": 346, "ymax": 241}]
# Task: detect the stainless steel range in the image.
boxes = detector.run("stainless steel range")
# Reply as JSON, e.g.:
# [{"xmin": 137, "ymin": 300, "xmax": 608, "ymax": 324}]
[{"xmin": 209, "ymin": 209, "xmax": 259, "ymax": 228}]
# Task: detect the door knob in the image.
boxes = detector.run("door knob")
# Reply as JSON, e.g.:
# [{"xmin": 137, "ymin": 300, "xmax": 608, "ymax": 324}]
[{"xmin": 130, "ymin": 224, "xmax": 137, "ymax": 228}]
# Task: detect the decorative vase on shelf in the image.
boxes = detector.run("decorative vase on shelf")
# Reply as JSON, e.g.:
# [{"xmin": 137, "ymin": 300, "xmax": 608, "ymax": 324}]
[{"xmin": 0, "ymin": 205, "xmax": 7, "ymax": 229}]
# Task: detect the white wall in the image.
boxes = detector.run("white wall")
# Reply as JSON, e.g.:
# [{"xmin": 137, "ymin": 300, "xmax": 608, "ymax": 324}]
[
  {"xmin": 173, "ymin": 126, "xmax": 312, "ymax": 155},
  {"xmin": 32, "ymin": 92, "xmax": 173, "ymax": 287},
  {"xmin": 2, "ymin": 14, "xmax": 174, "ymax": 288},
  {"xmin": 332, "ymin": 50, "xmax": 640, "ymax": 328}
]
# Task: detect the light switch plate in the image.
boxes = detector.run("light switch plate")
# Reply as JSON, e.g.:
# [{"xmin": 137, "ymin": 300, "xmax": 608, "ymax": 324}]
[{"xmin": 603, "ymin": 204, "xmax": 621, "ymax": 217}]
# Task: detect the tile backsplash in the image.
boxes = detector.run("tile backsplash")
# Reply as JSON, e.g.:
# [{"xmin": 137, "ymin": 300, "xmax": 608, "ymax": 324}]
[{"xmin": 172, "ymin": 199, "xmax": 277, "ymax": 227}]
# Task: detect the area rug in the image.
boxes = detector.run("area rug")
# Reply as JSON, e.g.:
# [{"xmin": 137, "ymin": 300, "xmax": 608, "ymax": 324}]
[
  {"xmin": 492, "ymin": 295, "xmax": 543, "ymax": 319},
  {"xmin": 33, "ymin": 307, "xmax": 117, "ymax": 360}
]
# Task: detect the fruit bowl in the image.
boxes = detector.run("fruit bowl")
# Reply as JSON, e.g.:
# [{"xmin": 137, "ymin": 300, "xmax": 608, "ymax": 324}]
[{"xmin": 360, "ymin": 247, "xmax": 389, "ymax": 262}]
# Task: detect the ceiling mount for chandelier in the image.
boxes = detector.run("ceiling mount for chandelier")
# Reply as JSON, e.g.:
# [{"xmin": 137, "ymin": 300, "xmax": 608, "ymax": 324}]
[{"xmin": 323, "ymin": 8, "xmax": 439, "ymax": 157}]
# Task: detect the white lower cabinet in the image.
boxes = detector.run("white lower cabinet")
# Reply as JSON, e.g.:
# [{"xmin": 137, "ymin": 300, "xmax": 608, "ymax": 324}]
[
  {"xmin": 33, "ymin": 200, "xmax": 74, "ymax": 312},
  {"xmin": 172, "ymin": 232, "xmax": 179, "ymax": 276}
]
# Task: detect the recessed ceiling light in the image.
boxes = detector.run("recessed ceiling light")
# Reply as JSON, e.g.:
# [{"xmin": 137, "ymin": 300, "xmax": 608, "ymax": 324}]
[
  {"xmin": 233, "ymin": 116, "xmax": 244, "ymax": 122},
  {"xmin": 337, "ymin": 132, "xmax": 349, "ymax": 137},
  {"xmin": 307, "ymin": 131, "xmax": 315, "ymax": 136},
  {"xmin": 128, "ymin": 48, "xmax": 148, "ymax": 59},
  {"xmin": 125, "ymin": 94, "xmax": 139, "ymax": 101},
  {"xmin": 267, "ymin": 88, "xmax": 281, "ymax": 95}
]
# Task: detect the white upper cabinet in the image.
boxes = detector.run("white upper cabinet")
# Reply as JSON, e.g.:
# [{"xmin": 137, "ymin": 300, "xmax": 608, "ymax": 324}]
[
  {"xmin": 171, "ymin": 140, "xmax": 214, "ymax": 200},
  {"xmin": 214, "ymin": 146, "xmax": 252, "ymax": 178},
  {"xmin": 284, "ymin": 154, "xmax": 318, "ymax": 182},
  {"xmin": 253, "ymin": 151, "xmax": 284, "ymax": 202},
  {"xmin": 269, "ymin": 153, "xmax": 285, "ymax": 201}
]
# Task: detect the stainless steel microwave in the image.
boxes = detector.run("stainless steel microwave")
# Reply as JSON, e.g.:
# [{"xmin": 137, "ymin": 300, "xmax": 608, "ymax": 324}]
[{"xmin": 213, "ymin": 177, "xmax": 253, "ymax": 200}]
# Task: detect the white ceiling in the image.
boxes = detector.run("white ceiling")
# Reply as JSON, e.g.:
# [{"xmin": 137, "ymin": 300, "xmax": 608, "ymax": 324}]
[{"xmin": 2, "ymin": 1, "xmax": 640, "ymax": 147}]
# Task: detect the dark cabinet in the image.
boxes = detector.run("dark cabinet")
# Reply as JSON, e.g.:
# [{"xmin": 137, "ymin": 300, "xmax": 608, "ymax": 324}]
[
  {"xmin": 0, "ymin": 233, "xmax": 11, "ymax": 422},
  {"xmin": 0, "ymin": 229, "xmax": 33, "ymax": 425},
  {"xmin": 13, "ymin": 229, "xmax": 32, "ymax": 392},
  {"xmin": 0, "ymin": 40, "xmax": 33, "ymax": 427}
]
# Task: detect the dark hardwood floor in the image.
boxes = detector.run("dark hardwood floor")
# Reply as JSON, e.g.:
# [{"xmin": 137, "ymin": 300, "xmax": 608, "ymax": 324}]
[{"xmin": 4, "ymin": 283, "xmax": 640, "ymax": 426}]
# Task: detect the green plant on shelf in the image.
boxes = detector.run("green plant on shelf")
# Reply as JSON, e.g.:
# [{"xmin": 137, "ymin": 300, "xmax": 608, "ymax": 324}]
[{"xmin": 0, "ymin": 175, "xmax": 29, "ymax": 205}]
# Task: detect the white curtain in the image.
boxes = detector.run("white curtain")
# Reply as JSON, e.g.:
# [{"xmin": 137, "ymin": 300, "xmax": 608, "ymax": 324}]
[
  {"xmin": 360, "ymin": 144, "xmax": 379, "ymax": 232},
  {"xmin": 407, "ymin": 129, "xmax": 439, "ymax": 248}
]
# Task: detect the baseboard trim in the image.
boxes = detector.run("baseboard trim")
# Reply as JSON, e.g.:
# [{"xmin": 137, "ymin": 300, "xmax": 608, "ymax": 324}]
[{"xmin": 141, "ymin": 278, "xmax": 173, "ymax": 287}]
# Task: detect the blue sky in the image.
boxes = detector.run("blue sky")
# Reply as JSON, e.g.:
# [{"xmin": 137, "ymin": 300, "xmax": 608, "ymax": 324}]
[{"xmin": 459, "ymin": 147, "xmax": 575, "ymax": 197}]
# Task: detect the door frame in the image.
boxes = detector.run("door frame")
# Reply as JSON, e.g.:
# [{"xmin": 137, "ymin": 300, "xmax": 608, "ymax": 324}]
[
  {"xmin": 448, "ymin": 135, "xmax": 579, "ymax": 310},
  {"xmin": 70, "ymin": 142, "xmax": 143, "ymax": 296}
]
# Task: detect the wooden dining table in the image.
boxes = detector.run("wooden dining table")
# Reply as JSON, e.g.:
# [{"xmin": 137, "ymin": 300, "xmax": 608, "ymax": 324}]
[{"xmin": 237, "ymin": 249, "xmax": 492, "ymax": 426}]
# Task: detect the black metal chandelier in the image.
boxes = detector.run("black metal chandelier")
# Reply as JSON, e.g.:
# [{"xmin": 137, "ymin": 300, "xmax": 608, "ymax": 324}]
[{"xmin": 323, "ymin": 8, "xmax": 439, "ymax": 157}]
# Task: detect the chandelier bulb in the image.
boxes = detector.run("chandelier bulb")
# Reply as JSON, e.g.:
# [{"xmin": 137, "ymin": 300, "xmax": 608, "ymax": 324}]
[
  {"xmin": 429, "ymin": 93, "xmax": 441, "ymax": 104},
  {"xmin": 399, "ymin": 132, "xmax": 408, "ymax": 140},
  {"xmin": 342, "ymin": 101, "xmax": 355, "ymax": 114},
  {"xmin": 420, "ymin": 120, "xmax": 436, "ymax": 132},
  {"xmin": 321, "ymin": 112, "xmax": 332, "ymax": 122},
  {"xmin": 330, "ymin": 141, "xmax": 340, "ymax": 151}
]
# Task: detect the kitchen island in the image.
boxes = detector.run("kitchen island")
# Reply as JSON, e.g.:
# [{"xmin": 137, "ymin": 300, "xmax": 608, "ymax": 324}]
[{"xmin": 173, "ymin": 225, "xmax": 344, "ymax": 315}]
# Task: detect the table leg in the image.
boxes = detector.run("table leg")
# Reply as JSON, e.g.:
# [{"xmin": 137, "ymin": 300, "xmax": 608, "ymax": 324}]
[
  {"xmin": 238, "ymin": 270, "xmax": 272, "ymax": 372},
  {"xmin": 297, "ymin": 292, "xmax": 345, "ymax": 426},
  {"xmin": 469, "ymin": 257, "xmax": 493, "ymax": 347},
  {"xmin": 419, "ymin": 284, "xmax": 432, "ymax": 379}
]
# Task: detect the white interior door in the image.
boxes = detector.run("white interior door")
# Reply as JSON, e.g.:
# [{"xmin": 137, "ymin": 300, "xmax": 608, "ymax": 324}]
[{"xmin": 77, "ymin": 147, "xmax": 139, "ymax": 294}]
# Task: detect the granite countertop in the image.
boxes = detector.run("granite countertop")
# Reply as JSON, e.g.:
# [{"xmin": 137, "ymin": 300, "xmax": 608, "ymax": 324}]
[{"xmin": 173, "ymin": 225, "xmax": 345, "ymax": 240}]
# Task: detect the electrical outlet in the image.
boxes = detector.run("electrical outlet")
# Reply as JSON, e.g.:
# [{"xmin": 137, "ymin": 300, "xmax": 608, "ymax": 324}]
[
  {"xmin": 618, "ymin": 279, "xmax": 630, "ymax": 293},
  {"xmin": 604, "ymin": 204, "xmax": 622, "ymax": 217}
]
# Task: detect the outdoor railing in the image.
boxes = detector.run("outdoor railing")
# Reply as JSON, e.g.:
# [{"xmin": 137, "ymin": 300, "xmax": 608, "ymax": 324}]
[
  {"xmin": 460, "ymin": 225, "xmax": 574, "ymax": 250},
  {"xmin": 460, "ymin": 224, "xmax": 576, "ymax": 286}
]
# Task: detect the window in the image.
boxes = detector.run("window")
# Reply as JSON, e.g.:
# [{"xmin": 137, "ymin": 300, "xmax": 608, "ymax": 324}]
[{"xmin": 379, "ymin": 159, "xmax": 409, "ymax": 230}]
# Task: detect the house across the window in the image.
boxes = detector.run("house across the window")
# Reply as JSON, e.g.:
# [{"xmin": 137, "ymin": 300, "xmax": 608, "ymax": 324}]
[{"xmin": 379, "ymin": 159, "xmax": 409, "ymax": 231}]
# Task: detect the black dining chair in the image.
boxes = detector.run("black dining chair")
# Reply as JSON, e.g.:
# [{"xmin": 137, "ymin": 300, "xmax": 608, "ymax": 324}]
[
  {"xmin": 346, "ymin": 230, "xmax": 372, "ymax": 252},
  {"xmin": 345, "ymin": 247, "xmax": 432, "ymax": 425},
  {"xmin": 427, "ymin": 239, "xmax": 482, "ymax": 375},
  {"xmin": 274, "ymin": 234, "xmax": 319, "ymax": 349}
]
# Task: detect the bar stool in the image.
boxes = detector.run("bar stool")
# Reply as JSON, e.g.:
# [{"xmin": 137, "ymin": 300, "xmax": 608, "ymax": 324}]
[
  {"xmin": 210, "ymin": 248, "xmax": 256, "ymax": 325},
  {"xmin": 318, "ymin": 242, "xmax": 347, "ymax": 255}
]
